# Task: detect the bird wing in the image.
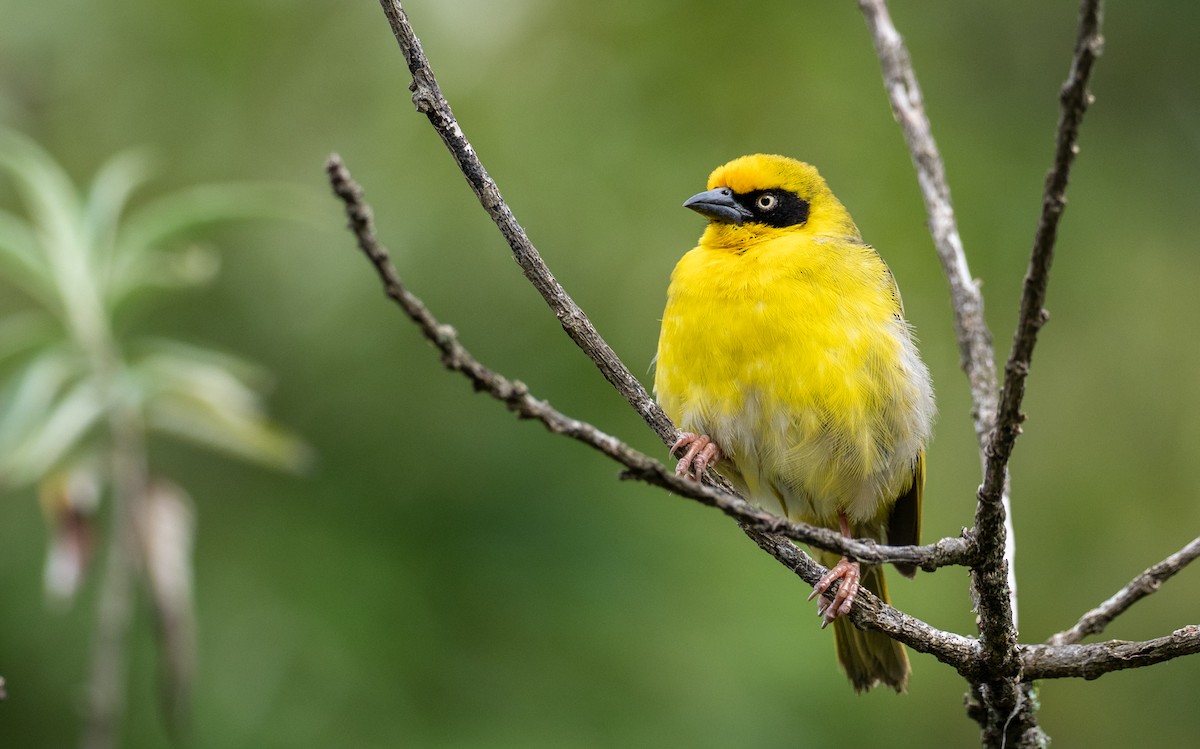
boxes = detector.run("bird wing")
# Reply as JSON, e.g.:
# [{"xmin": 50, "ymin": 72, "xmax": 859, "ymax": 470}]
[{"xmin": 886, "ymin": 450, "xmax": 924, "ymax": 578}]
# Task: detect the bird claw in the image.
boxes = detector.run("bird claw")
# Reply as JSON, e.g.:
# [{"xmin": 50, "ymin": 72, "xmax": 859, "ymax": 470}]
[
  {"xmin": 671, "ymin": 433, "xmax": 721, "ymax": 481},
  {"xmin": 807, "ymin": 557, "xmax": 861, "ymax": 628}
]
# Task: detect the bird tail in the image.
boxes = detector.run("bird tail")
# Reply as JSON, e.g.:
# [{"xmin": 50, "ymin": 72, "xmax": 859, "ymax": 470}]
[{"xmin": 824, "ymin": 556, "xmax": 910, "ymax": 693}]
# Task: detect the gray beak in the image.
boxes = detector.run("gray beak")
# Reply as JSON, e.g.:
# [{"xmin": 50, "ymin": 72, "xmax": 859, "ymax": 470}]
[{"xmin": 683, "ymin": 187, "xmax": 753, "ymax": 225}]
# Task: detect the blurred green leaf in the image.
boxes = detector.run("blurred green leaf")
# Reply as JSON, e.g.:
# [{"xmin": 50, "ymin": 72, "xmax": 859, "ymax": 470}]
[
  {"xmin": 0, "ymin": 207, "xmax": 56, "ymax": 304},
  {"xmin": 0, "ymin": 364, "xmax": 105, "ymax": 487},
  {"xmin": 0, "ymin": 344, "xmax": 88, "ymax": 459},
  {"xmin": 0, "ymin": 129, "xmax": 87, "ymax": 266},
  {"xmin": 133, "ymin": 338, "xmax": 275, "ymax": 389},
  {"xmin": 0, "ymin": 128, "xmax": 309, "ymax": 489},
  {"xmin": 132, "ymin": 350, "xmax": 310, "ymax": 472},
  {"xmin": 84, "ymin": 147, "xmax": 156, "ymax": 279},
  {"xmin": 116, "ymin": 182, "xmax": 321, "ymax": 256}
]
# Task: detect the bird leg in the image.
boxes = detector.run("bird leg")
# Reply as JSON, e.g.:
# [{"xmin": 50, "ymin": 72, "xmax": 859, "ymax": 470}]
[
  {"xmin": 671, "ymin": 432, "xmax": 721, "ymax": 481},
  {"xmin": 808, "ymin": 513, "xmax": 861, "ymax": 628}
]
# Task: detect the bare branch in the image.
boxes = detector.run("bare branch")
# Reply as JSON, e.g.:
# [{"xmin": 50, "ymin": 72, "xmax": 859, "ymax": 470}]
[
  {"xmin": 861, "ymin": 1, "xmax": 1105, "ymax": 745},
  {"xmin": 856, "ymin": 5, "xmax": 1026, "ymax": 740},
  {"xmin": 857, "ymin": 0, "xmax": 997, "ymax": 443},
  {"xmin": 856, "ymin": 0, "xmax": 1020, "ymax": 627},
  {"xmin": 974, "ymin": 0, "xmax": 1104, "ymax": 666},
  {"xmin": 376, "ymin": 0, "xmax": 672, "ymax": 443},
  {"xmin": 1048, "ymin": 536, "xmax": 1200, "ymax": 647},
  {"xmin": 325, "ymin": 154, "xmax": 973, "ymax": 571},
  {"xmin": 745, "ymin": 528, "xmax": 983, "ymax": 678},
  {"xmin": 1023, "ymin": 625, "xmax": 1200, "ymax": 680},
  {"xmin": 963, "ymin": 3, "xmax": 1105, "ymax": 743}
]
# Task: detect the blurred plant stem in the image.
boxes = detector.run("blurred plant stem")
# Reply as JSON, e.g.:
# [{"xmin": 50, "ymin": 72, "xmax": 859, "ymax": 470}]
[
  {"xmin": 0, "ymin": 128, "xmax": 310, "ymax": 747},
  {"xmin": 13, "ymin": 127, "xmax": 147, "ymax": 749},
  {"xmin": 83, "ymin": 411, "xmax": 145, "ymax": 749}
]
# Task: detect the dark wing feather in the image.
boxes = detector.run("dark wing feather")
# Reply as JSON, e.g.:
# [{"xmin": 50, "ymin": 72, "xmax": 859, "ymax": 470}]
[{"xmin": 886, "ymin": 451, "xmax": 924, "ymax": 578}]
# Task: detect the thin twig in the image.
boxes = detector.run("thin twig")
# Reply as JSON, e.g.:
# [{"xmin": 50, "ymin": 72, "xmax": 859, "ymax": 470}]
[
  {"xmin": 856, "ymin": 8, "xmax": 1028, "ymax": 740},
  {"xmin": 1023, "ymin": 625, "xmax": 1200, "ymax": 680},
  {"xmin": 974, "ymin": 0, "xmax": 1104, "ymax": 667},
  {"xmin": 1048, "ymin": 536, "xmax": 1200, "ymax": 647},
  {"xmin": 856, "ymin": 0, "xmax": 1021, "ymax": 630},
  {"xmin": 856, "ymin": 0, "xmax": 997, "ymax": 442},
  {"xmin": 966, "ymin": 2, "xmax": 1104, "ymax": 744},
  {"xmin": 746, "ymin": 528, "xmax": 983, "ymax": 678},
  {"xmin": 376, "ymin": 0, "xmax": 673, "ymax": 443},
  {"xmin": 326, "ymin": 154, "xmax": 972, "ymax": 571}
]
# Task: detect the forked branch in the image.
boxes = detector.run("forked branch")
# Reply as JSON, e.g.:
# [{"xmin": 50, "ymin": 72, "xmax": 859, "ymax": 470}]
[
  {"xmin": 339, "ymin": 4, "xmax": 1200, "ymax": 749},
  {"xmin": 971, "ymin": 0, "xmax": 1105, "ymax": 686},
  {"xmin": 1048, "ymin": 536, "xmax": 1200, "ymax": 647}
]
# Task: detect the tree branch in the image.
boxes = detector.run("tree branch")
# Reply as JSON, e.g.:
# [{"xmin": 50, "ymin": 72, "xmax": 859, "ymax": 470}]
[
  {"xmin": 965, "ymin": 2, "xmax": 1104, "ymax": 743},
  {"xmin": 1023, "ymin": 625, "xmax": 1200, "ymax": 680},
  {"xmin": 857, "ymin": 0, "xmax": 1021, "ymax": 636},
  {"xmin": 856, "ymin": 0, "xmax": 997, "ymax": 443},
  {"xmin": 974, "ymin": 0, "xmax": 1104, "ymax": 667},
  {"xmin": 1048, "ymin": 536, "xmax": 1200, "ymax": 647},
  {"xmin": 325, "ymin": 154, "xmax": 972, "ymax": 571},
  {"xmin": 856, "ymin": 4, "xmax": 1026, "ymax": 739},
  {"xmin": 745, "ymin": 527, "xmax": 983, "ymax": 678},
  {"xmin": 376, "ymin": 0, "xmax": 672, "ymax": 443},
  {"xmin": 861, "ymin": 1, "xmax": 1104, "ymax": 746}
]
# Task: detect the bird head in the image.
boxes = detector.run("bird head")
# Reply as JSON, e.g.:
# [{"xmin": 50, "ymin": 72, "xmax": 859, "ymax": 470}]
[{"xmin": 684, "ymin": 154, "xmax": 860, "ymax": 249}]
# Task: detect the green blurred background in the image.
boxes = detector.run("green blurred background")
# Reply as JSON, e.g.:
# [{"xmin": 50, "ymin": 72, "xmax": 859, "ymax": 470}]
[{"xmin": 3, "ymin": 0, "xmax": 1200, "ymax": 746}]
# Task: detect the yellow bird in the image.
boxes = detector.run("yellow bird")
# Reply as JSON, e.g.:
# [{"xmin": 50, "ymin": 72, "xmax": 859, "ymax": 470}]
[{"xmin": 655, "ymin": 154, "xmax": 935, "ymax": 692}]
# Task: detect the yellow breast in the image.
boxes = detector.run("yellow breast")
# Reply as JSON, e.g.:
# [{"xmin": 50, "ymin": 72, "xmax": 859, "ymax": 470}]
[{"xmin": 655, "ymin": 231, "xmax": 933, "ymax": 528}]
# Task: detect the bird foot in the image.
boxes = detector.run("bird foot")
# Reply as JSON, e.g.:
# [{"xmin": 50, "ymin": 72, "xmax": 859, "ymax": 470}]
[
  {"xmin": 672, "ymin": 433, "xmax": 721, "ymax": 481},
  {"xmin": 808, "ymin": 557, "xmax": 861, "ymax": 628}
]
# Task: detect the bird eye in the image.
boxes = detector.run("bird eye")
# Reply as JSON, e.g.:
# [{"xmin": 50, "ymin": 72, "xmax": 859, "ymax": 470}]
[{"xmin": 756, "ymin": 193, "xmax": 778, "ymax": 211}]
